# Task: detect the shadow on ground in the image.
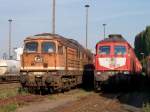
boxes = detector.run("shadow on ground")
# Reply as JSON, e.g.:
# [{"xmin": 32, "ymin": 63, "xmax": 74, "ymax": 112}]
[
  {"xmin": 82, "ymin": 64, "xmax": 95, "ymax": 91},
  {"xmin": 99, "ymin": 75, "xmax": 150, "ymax": 108}
]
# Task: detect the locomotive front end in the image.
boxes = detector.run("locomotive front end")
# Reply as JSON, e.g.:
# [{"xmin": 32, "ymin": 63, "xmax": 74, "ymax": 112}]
[
  {"xmin": 95, "ymin": 44, "xmax": 128, "ymax": 81},
  {"xmin": 94, "ymin": 35, "xmax": 132, "ymax": 90},
  {"xmin": 20, "ymin": 37, "xmax": 60, "ymax": 88}
]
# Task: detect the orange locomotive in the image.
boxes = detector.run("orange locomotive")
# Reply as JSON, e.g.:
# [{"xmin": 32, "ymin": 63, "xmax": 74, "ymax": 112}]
[{"xmin": 20, "ymin": 33, "xmax": 93, "ymax": 92}]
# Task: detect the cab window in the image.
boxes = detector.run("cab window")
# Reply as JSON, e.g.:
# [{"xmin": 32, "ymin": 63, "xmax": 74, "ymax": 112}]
[
  {"xmin": 24, "ymin": 42, "xmax": 38, "ymax": 53},
  {"xmin": 42, "ymin": 42, "xmax": 55, "ymax": 53},
  {"xmin": 99, "ymin": 46, "xmax": 110, "ymax": 55},
  {"xmin": 114, "ymin": 45, "xmax": 126, "ymax": 55}
]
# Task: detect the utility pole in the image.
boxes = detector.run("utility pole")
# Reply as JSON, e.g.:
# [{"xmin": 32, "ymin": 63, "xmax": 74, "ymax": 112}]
[
  {"xmin": 52, "ymin": 0, "xmax": 56, "ymax": 34},
  {"xmin": 103, "ymin": 24, "xmax": 106, "ymax": 39},
  {"xmin": 8, "ymin": 19, "xmax": 13, "ymax": 59},
  {"xmin": 85, "ymin": 4, "xmax": 90, "ymax": 49}
]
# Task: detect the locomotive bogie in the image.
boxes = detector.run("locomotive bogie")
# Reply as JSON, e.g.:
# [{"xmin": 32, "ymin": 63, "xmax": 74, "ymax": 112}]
[
  {"xmin": 20, "ymin": 70, "xmax": 84, "ymax": 91},
  {"xmin": 95, "ymin": 71, "xmax": 132, "ymax": 83}
]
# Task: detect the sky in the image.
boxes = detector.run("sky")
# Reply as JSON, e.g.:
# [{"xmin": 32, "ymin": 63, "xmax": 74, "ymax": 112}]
[{"xmin": 0, "ymin": 0, "xmax": 150, "ymax": 57}]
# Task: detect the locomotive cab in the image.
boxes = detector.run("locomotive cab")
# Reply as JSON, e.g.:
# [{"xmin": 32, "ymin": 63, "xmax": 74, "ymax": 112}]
[
  {"xmin": 22, "ymin": 40, "xmax": 57, "ymax": 70},
  {"xmin": 20, "ymin": 36, "xmax": 66, "ymax": 88},
  {"xmin": 95, "ymin": 43, "xmax": 128, "ymax": 81}
]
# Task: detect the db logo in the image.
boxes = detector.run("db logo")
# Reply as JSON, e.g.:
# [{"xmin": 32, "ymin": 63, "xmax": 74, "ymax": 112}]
[
  {"xmin": 110, "ymin": 58, "xmax": 115, "ymax": 68},
  {"xmin": 34, "ymin": 55, "xmax": 43, "ymax": 63}
]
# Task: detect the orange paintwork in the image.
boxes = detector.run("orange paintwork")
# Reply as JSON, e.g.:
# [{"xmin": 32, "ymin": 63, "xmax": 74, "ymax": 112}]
[{"xmin": 21, "ymin": 34, "xmax": 93, "ymax": 72}]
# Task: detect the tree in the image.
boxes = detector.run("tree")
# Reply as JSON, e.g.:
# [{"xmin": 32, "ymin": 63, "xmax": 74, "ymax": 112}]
[{"xmin": 134, "ymin": 26, "xmax": 150, "ymax": 60}]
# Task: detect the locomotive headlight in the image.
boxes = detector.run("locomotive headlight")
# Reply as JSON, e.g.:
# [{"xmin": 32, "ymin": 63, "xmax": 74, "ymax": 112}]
[
  {"xmin": 96, "ymin": 72, "xmax": 101, "ymax": 75},
  {"xmin": 33, "ymin": 72, "xmax": 44, "ymax": 76},
  {"xmin": 124, "ymin": 71, "xmax": 129, "ymax": 74},
  {"xmin": 22, "ymin": 72, "xmax": 27, "ymax": 75},
  {"xmin": 35, "ymin": 75, "xmax": 42, "ymax": 78}
]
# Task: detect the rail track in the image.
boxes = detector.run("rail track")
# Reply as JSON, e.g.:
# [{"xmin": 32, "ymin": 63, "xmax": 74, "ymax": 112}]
[
  {"xmin": 0, "ymin": 80, "xmax": 19, "ymax": 84},
  {"xmin": 0, "ymin": 75, "xmax": 20, "ymax": 84}
]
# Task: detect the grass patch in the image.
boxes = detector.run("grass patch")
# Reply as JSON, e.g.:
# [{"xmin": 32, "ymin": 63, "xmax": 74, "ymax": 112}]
[
  {"xmin": 0, "ymin": 103, "xmax": 18, "ymax": 112},
  {"xmin": 143, "ymin": 103, "xmax": 150, "ymax": 112},
  {"xmin": 0, "ymin": 87, "xmax": 29, "ymax": 100},
  {"xmin": 0, "ymin": 87, "xmax": 29, "ymax": 112},
  {"xmin": 47, "ymin": 95, "xmax": 57, "ymax": 100},
  {"xmin": 47, "ymin": 89, "xmax": 92, "ymax": 101},
  {"xmin": 0, "ymin": 88, "xmax": 18, "ymax": 100}
]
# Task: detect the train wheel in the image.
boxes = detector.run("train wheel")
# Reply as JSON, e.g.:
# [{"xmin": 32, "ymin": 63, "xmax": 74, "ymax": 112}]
[
  {"xmin": 48, "ymin": 87, "xmax": 54, "ymax": 94},
  {"xmin": 28, "ymin": 87, "xmax": 34, "ymax": 93},
  {"xmin": 18, "ymin": 87, "xmax": 28, "ymax": 94},
  {"xmin": 40, "ymin": 87, "xmax": 48, "ymax": 95},
  {"xmin": 67, "ymin": 81, "xmax": 71, "ymax": 90},
  {"xmin": 94, "ymin": 80, "xmax": 101, "ymax": 92}
]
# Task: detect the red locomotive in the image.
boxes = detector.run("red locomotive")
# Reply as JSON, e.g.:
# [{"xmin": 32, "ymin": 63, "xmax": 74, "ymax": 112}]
[{"xmin": 94, "ymin": 34, "xmax": 142, "ymax": 90}]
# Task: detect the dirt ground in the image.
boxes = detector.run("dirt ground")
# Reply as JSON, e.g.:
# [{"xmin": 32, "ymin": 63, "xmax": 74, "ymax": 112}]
[
  {"xmin": 15, "ymin": 89, "xmax": 142, "ymax": 112},
  {"xmin": 0, "ymin": 83, "xmax": 147, "ymax": 112},
  {"xmin": 51, "ymin": 93, "xmax": 142, "ymax": 112},
  {"xmin": 16, "ymin": 89, "xmax": 92, "ymax": 112}
]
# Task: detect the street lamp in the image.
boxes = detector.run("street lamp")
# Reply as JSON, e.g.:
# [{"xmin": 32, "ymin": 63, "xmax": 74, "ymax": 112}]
[
  {"xmin": 140, "ymin": 52, "xmax": 145, "ymax": 62},
  {"xmin": 140, "ymin": 52, "xmax": 145, "ymax": 70},
  {"xmin": 140, "ymin": 52, "xmax": 144, "ymax": 60},
  {"xmin": 85, "ymin": 4, "xmax": 90, "ymax": 49},
  {"xmin": 8, "ymin": 19, "xmax": 13, "ymax": 59},
  {"xmin": 103, "ymin": 24, "xmax": 106, "ymax": 39},
  {"xmin": 52, "ymin": 0, "xmax": 56, "ymax": 34}
]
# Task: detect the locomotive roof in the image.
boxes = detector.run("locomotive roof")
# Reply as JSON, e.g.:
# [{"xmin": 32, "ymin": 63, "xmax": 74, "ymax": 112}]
[
  {"xmin": 99, "ymin": 34, "xmax": 127, "ymax": 43},
  {"xmin": 25, "ymin": 33, "xmax": 83, "ymax": 48},
  {"xmin": 25, "ymin": 33, "xmax": 92, "ymax": 55},
  {"xmin": 96, "ymin": 34, "xmax": 133, "ymax": 49}
]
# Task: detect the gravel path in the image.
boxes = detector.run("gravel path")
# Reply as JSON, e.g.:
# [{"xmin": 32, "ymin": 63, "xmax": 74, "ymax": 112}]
[
  {"xmin": 16, "ymin": 89, "xmax": 92, "ymax": 112},
  {"xmin": 51, "ymin": 93, "xmax": 142, "ymax": 112},
  {"xmin": 16, "ymin": 90, "xmax": 142, "ymax": 112}
]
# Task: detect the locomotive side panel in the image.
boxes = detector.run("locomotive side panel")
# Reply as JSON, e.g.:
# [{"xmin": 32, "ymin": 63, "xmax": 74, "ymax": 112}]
[
  {"xmin": 56, "ymin": 44, "xmax": 66, "ymax": 70},
  {"xmin": 128, "ymin": 46, "xmax": 142, "ymax": 74},
  {"xmin": 67, "ymin": 47, "xmax": 78, "ymax": 70}
]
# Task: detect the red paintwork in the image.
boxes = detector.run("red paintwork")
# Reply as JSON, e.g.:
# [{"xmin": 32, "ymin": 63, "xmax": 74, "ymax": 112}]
[{"xmin": 95, "ymin": 39, "xmax": 142, "ymax": 74}]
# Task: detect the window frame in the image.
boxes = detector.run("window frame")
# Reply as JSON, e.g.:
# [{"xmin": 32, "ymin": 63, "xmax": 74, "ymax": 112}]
[
  {"xmin": 24, "ymin": 42, "xmax": 38, "ymax": 53},
  {"xmin": 41, "ymin": 41, "xmax": 56, "ymax": 53},
  {"xmin": 98, "ymin": 46, "xmax": 111, "ymax": 55},
  {"xmin": 114, "ymin": 45, "xmax": 126, "ymax": 55}
]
